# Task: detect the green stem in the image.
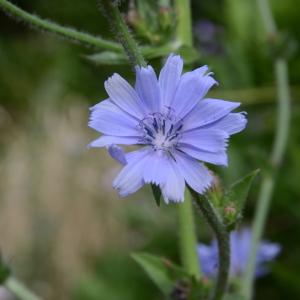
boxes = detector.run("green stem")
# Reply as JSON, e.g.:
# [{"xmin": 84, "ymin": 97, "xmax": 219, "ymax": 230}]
[
  {"xmin": 0, "ymin": 0, "xmax": 121, "ymax": 51},
  {"xmin": 174, "ymin": 0, "xmax": 201, "ymax": 277},
  {"xmin": 174, "ymin": 0, "xmax": 192, "ymax": 46},
  {"xmin": 97, "ymin": 0, "xmax": 146, "ymax": 67},
  {"xmin": 242, "ymin": 1, "xmax": 291, "ymax": 299},
  {"xmin": 178, "ymin": 190, "xmax": 201, "ymax": 278},
  {"xmin": 0, "ymin": 0, "xmax": 177, "ymax": 59},
  {"xmin": 271, "ymin": 59, "xmax": 291, "ymax": 166},
  {"xmin": 5, "ymin": 277, "xmax": 42, "ymax": 300},
  {"xmin": 190, "ymin": 189, "xmax": 230, "ymax": 300}
]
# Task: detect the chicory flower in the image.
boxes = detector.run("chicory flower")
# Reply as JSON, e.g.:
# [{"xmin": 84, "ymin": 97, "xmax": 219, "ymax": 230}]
[
  {"xmin": 198, "ymin": 228, "xmax": 281, "ymax": 278},
  {"xmin": 89, "ymin": 54, "xmax": 247, "ymax": 203}
]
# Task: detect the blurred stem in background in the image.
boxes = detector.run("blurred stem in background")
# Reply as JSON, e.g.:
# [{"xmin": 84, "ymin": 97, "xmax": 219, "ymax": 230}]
[
  {"xmin": 1, "ymin": 253, "xmax": 41, "ymax": 299},
  {"xmin": 5, "ymin": 277, "xmax": 42, "ymax": 300},
  {"xmin": 178, "ymin": 190, "xmax": 201, "ymax": 277},
  {"xmin": 174, "ymin": 0, "xmax": 201, "ymax": 278},
  {"xmin": 174, "ymin": 0, "xmax": 192, "ymax": 46},
  {"xmin": 242, "ymin": 0, "xmax": 291, "ymax": 299}
]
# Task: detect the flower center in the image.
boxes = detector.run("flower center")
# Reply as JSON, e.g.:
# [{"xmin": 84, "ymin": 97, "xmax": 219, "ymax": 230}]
[{"xmin": 139, "ymin": 112, "xmax": 183, "ymax": 151}]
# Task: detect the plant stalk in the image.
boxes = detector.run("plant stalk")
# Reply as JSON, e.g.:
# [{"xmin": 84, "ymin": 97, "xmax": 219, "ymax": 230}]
[
  {"xmin": 178, "ymin": 190, "xmax": 201, "ymax": 278},
  {"xmin": 0, "ymin": 0, "xmax": 177, "ymax": 59},
  {"xmin": 174, "ymin": 0, "xmax": 201, "ymax": 277},
  {"xmin": 174, "ymin": 0, "xmax": 192, "ymax": 46},
  {"xmin": 5, "ymin": 277, "xmax": 42, "ymax": 300},
  {"xmin": 190, "ymin": 188, "xmax": 230, "ymax": 300},
  {"xmin": 0, "ymin": 0, "xmax": 120, "ymax": 51},
  {"xmin": 97, "ymin": 0, "xmax": 146, "ymax": 67},
  {"xmin": 242, "ymin": 1, "xmax": 291, "ymax": 299}
]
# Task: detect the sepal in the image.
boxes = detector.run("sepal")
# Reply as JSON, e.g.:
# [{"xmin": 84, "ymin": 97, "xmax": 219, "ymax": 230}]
[
  {"xmin": 151, "ymin": 184, "xmax": 162, "ymax": 207},
  {"xmin": 222, "ymin": 169, "xmax": 259, "ymax": 230}
]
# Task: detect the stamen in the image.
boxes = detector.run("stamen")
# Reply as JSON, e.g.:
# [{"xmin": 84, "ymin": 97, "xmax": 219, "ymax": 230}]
[
  {"xmin": 162, "ymin": 119, "xmax": 166, "ymax": 135},
  {"xmin": 139, "ymin": 112, "xmax": 183, "ymax": 152}
]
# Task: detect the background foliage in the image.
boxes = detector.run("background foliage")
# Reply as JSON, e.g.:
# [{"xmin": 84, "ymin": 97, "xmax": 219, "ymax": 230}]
[{"xmin": 0, "ymin": 0, "xmax": 299, "ymax": 299}]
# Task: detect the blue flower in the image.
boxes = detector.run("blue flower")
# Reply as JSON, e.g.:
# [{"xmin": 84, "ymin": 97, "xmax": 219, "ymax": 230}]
[
  {"xmin": 89, "ymin": 54, "xmax": 247, "ymax": 203},
  {"xmin": 198, "ymin": 228, "xmax": 281, "ymax": 278}
]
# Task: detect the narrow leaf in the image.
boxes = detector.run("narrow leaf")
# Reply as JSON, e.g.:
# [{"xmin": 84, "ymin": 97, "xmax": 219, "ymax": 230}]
[
  {"xmin": 85, "ymin": 51, "xmax": 128, "ymax": 65},
  {"xmin": 224, "ymin": 294, "xmax": 246, "ymax": 300},
  {"xmin": 131, "ymin": 252, "xmax": 188, "ymax": 295}
]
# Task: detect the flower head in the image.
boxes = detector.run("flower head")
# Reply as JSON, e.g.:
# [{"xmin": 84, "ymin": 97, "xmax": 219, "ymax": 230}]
[
  {"xmin": 89, "ymin": 54, "xmax": 247, "ymax": 203},
  {"xmin": 198, "ymin": 228, "xmax": 281, "ymax": 278}
]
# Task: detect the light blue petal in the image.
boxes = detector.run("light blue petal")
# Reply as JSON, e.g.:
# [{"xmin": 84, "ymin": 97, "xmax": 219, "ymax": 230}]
[
  {"xmin": 173, "ymin": 151, "xmax": 213, "ymax": 194},
  {"xmin": 182, "ymin": 98, "xmax": 241, "ymax": 132},
  {"xmin": 172, "ymin": 67, "xmax": 217, "ymax": 119},
  {"xmin": 135, "ymin": 65, "xmax": 161, "ymax": 113},
  {"xmin": 197, "ymin": 244, "xmax": 218, "ymax": 277},
  {"xmin": 159, "ymin": 54, "xmax": 183, "ymax": 107},
  {"xmin": 257, "ymin": 242, "xmax": 281, "ymax": 262},
  {"xmin": 143, "ymin": 150, "xmax": 169, "ymax": 186},
  {"xmin": 204, "ymin": 112, "xmax": 247, "ymax": 135},
  {"xmin": 108, "ymin": 144, "xmax": 127, "ymax": 165},
  {"xmin": 255, "ymin": 241, "xmax": 281, "ymax": 277},
  {"xmin": 142, "ymin": 150, "xmax": 185, "ymax": 203},
  {"xmin": 160, "ymin": 157, "xmax": 185, "ymax": 203},
  {"xmin": 179, "ymin": 129, "xmax": 229, "ymax": 153},
  {"xmin": 89, "ymin": 100, "xmax": 140, "ymax": 136},
  {"xmin": 178, "ymin": 144, "xmax": 228, "ymax": 166},
  {"xmin": 230, "ymin": 229, "xmax": 251, "ymax": 275},
  {"xmin": 113, "ymin": 148, "xmax": 150, "ymax": 197},
  {"xmin": 89, "ymin": 135, "xmax": 140, "ymax": 148},
  {"xmin": 105, "ymin": 73, "xmax": 145, "ymax": 119}
]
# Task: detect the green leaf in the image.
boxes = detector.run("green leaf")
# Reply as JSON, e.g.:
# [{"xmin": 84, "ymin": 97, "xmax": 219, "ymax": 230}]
[
  {"xmin": 224, "ymin": 294, "xmax": 246, "ymax": 300},
  {"xmin": 222, "ymin": 169, "xmax": 260, "ymax": 229},
  {"xmin": 85, "ymin": 51, "xmax": 128, "ymax": 65},
  {"xmin": 151, "ymin": 184, "xmax": 161, "ymax": 206},
  {"xmin": 177, "ymin": 45, "xmax": 201, "ymax": 64},
  {"xmin": 86, "ymin": 43, "xmax": 177, "ymax": 66},
  {"xmin": 131, "ymin": 252, "xmax": 188, "ymax": 295},
  {"xmin": 0, "ymin": 255, "xmax": 10, "ymax": 284}
]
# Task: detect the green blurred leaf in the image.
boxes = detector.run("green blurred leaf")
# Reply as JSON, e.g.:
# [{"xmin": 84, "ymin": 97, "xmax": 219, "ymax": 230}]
[
  {"xmin": 86, "ymin": 43, "xmax": 178, "ymax": 66},
  {"xmin": 177, "ymin": 45, "xmax": 201, "ymax": 64},
  {"xmin": 131, "ymin": 252, "xmax": 188, "ymax": 295},
  {"xmin": 0, "ymin": 255, "xmax": 10, "ymax": 284},
  {"xmin": 85, "ymin": 51, "xmax": 128, "ymax": 65},
  {"xmin": 222, "ymin": 169, "xmax": 260, "ymax": 229},
  {"xmin": 224, "ymin": 294, "xmax": 246, "ymax": 300},
  {"xmin": 151, "ymin": 184, "xmax": 161, "ymax": 207}
]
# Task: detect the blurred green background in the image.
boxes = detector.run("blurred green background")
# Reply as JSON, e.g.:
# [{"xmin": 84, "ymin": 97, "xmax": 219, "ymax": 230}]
[{"xmin": 0, "ymin": 0, "xmax": 299, "ymax": 299}]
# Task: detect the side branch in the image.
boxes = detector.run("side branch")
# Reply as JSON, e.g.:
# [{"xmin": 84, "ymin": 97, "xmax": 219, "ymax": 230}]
[{"xmin": 0, "ymin": 0, "xmax": 121, "ymax": 50}]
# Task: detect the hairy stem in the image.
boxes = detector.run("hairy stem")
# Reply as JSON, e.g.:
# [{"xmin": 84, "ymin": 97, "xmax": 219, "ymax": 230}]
[
  {"xmin": 0, "ymin": 0, "xmax": 121, "ymax": 51},
  {"xmin": 242, "ymin": 1, "xmax": 291, "ymax": 299},
  {"xmin": 5, "ymin": 277, "xmax": 42, "ymax": 300},
  {"xmin": 0, "ymin": 0, "xmax": 177, "ymax": 59},
  {"xmin": 192, "ymin": 191, "xmax": 230, "ymax": 300},
  {"xmin": 190, "ymin": 188, "xmax": 230, "ymax": 300},
  {"xmin": 178, "ymin": 190, "xmax": 201, "ymax": 278},
  {"xmin": 97, "ymin": 0, "xmax": 146, "ymax": 67}
]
